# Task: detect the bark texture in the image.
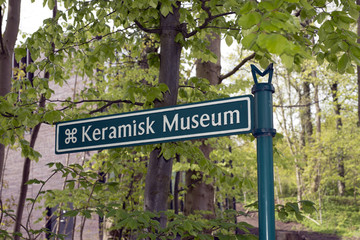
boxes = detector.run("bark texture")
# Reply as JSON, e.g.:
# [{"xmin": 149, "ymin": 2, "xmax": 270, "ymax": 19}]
[
  {"xmin": 0, "ymin": 0, "xmax": 21, "ymax": 193},
  {"xmin": 300, "ymin": 81, "xmax": 313, "ymax": 146},
  {"xmin": 184, "ymin": 142, "xmax": 215, "ymax": 218},
  {"xmin": 14, "ymin": 93, "xmax": 46, "ymax": 239},
  {"xmin": 195, "ymin": 33, "xmax": 221, "ymax": 85},
  {"xmin": 312, "ymin": 82, "xmax": 322, "ymax": 193},
  {"xmin": 297, "ymin": 79, "xmax": 313, "ymax": 202},
  {"xmin": 331, "ymin": 82, "xmax": 345, "ymax": 196},
  {"xmin": 144, "ymin": 2, "xmax": 181, "ymax": 228},
  {"xmin": 357, "ymin": 0, "xmax": 360, "ymax": 126},
  {"xmin": 184, "ymin": 33, "xmax": 220, "ymax": 219}
]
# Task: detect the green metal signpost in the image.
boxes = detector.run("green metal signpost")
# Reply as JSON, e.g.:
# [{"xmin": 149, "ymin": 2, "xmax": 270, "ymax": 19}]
[
  {"xmin": 251, "ymin": 63, "xmax": 276, "ymax": 240},
  {"xmin": 55, "ymin": 64, "xmax": 276, "ymax": 240}
]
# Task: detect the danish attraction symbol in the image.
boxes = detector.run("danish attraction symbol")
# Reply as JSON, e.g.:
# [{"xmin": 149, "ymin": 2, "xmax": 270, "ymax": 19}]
[{"xmin": 64, "ymin": 128, "xmax": 77, "ymax": 144}]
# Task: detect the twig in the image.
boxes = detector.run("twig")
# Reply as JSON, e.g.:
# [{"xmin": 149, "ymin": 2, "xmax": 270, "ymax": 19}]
[
  {"xmin": 182, "ymin": 0, "xmax": 235, "ymax": 38},
  {"xmin": 0, "ymin": 198, "xmax": 3, "ymax": 227},
  {"xmin": 303, "ymin": 214, "xmax": 320, "ymax": 225},
  {"xmin": 54, "ymin": 28, "xmax": 131, "ymax": 54},
  {"xmin": 219, "ymin": 53, "xmax": 256, "ymax": 82},
  {"xmin": 25, "ymin": 171, "xmax": 57, "ymax": 230},
  {"xmin": 179, "ymin": 85, "xmax": 206, "ymax": 94},
  {"xmin": 49, "ymin": 98, "xmax": 144, "ymax": 113},
  {"xmin": 274, "ymin": 96, "xmax": 328, "ymax": 108}
]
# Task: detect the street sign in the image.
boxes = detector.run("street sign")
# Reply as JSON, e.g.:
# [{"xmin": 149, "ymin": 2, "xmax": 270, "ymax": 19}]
[{"xmin": 55, "ymin": 95, "xmax": 253, "ymax": 154}]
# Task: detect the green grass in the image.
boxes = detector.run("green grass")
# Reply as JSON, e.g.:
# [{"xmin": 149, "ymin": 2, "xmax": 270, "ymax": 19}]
[{"xmin": 280, "ymin": 196, "xmax": 360, "ymax": 238}]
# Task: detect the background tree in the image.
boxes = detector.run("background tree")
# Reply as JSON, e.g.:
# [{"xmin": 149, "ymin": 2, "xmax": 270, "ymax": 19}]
[{"xmin": 0, "ymin": 0, "xmax": 21, "ymax": 193}]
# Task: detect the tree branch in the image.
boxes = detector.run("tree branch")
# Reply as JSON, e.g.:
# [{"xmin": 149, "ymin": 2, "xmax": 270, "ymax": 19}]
[
  {"xmin": 54, "ymin": 28, "xmax": 131, "ymax": 53},
  {"xmin": 184, "ymin": 11, "xmax": 235, "ymax": 38},
  {"xmin": 88, "ymin": 99, "xmax": 144, "ymax": 114},
  {"xmin": 182, "ymin": 0, "xmax": 235, "ymax": 38},
  {"xmin": 219, "ymin": 52, "xmax": 256, "ymax": 83},
  {"xmin": 13, "ymin": 94, "xmax": 46, "ymax": 240},
  {"xmin": 274, "ymin": 96, "xmax": 328, "ymax": 108},
  {"xmin": 3, "ymin": 0, "xmax": 21, "ymax": 53},
  {"xmin": 179, "ymin": 85, "xmax": 206, "ymax": 94},
  {"xmin": 48, "ymin": 98, "xmax": 144, "ymax": 113},
  {"xmin": 0, "ymin": 5, "xmax": 5, "ymax": 54},
  {"xmin": 134, "ymin": 20, "xmax": 161, "ymax": 34}
]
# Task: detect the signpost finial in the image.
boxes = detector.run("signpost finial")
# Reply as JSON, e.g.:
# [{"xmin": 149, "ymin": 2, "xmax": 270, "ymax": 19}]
[{"xmin": 251, "ymin": 63, "xmax": 273, "ymax": 84}]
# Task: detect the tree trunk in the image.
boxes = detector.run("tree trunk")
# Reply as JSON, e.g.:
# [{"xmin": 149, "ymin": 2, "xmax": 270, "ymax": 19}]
[
  {"xmin": 357, "ymin": 0, "xmax": 360, "ymax": 126},
  {"xmin": 295, "ymin": 160, "xmax": 303, "ymax": 203},
  {"xmin": 184, "ymin": 33, "xmax": 220, "ymax": 220},
  {"xmin": 298, "ymin": 79, "xmax": 313, "ymax": 202},
  {"xmin": 184, "ymin": 142, "xmax": 215, "ymax": 218},
  {"xmin": 313, "ymin": 78, "xmax": 324, "ymax": 222},
  {"xmin": 278, "ymin": 73, "xmax": 303, "ymax": 204},
  {"xmin": 331, "ymin": 82, "xmax": 345, "ymax": 196},
  {"xmin": 144, "ymin": 2, "xmax": 181, "ymax": 228},
  {"xmin": 174, "ymin": 155, "xmax": 181, "ymax": 215},
  {"xmin": 0, "ymin": 0, "xmax": 21, "ymax": 194},
  {"xmin": 312, "ymin": 76, "xmax": 322, "ymax": 193},
  {"xmin": 14, "ymin": 94, "xmax": 46, "ymax": 239},
  {"xmin": 195, "ymin": 33, "xmax": 221, "ymax": 86},
  {"xmin": 300, "ymin": 81, "xmax": 313, "ymax": 146}
]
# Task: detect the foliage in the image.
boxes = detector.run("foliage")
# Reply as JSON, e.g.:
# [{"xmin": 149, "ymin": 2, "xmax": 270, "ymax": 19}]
[
  {"xmin": 2, "ymin": 0, "xmax": 360, "ymax": 238},
  {"xmin": 104, "ymin": 209, "xmax": 258, "ymax": 240}
]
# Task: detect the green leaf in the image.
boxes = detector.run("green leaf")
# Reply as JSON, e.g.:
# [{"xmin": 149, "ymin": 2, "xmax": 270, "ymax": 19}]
[
  {"xmin": 67, "ymin": 181, "xmax": 75, "ymax": 190},
  {"xmin": 278, "ymin": 210, "xmax": 288, "ymax": 220},
  {"xmin": 300, "ymin": 0, "xmax": 313, "ymax": 10},
  {"xmin": 238, "ymin": 12, "xmax": 262, "ymax": 29},
  {"xmin": 259, "ymin": 57, "xmax": 269, "ymax": 69},
  {"xmin": 127, "ymin": 218, "xmax": 138, "ymax": 229},
  {"xmin": 175, "ymin": 32, "xmax": 184, "ymax": 43},
  {"xmin": 225, "ymin": 35, "xmax": 233, "ymax": 47},
  {"xmin": 158, "ymin": 83, "xmax": 169, "ymax": 92},
  {"xmin": 349, "ymin": 45, "xmax": 360, "ymax": 66},
  {"xmin": 338, "ymin": 53, "xmax": 348, "ymax": 73},
  {"xmin": 82, "ymin": 210, "xmax": 92, "ymax": 219},
  {"xmin": 43, "ymin": 110, "xmax": 62, "ymax": 124},
  {"xmin": 162, "ymin": 144, "xmax": 175, "ymax": 159},
  {"xmin": 322, "ymin": 20, "xmax": 334, "ymax": 33},
  {"xmin": 349, "ymin": 8, "xmax": 359, "ymax": 20},
  {"xmin": 149, "ymin": 0, "xmax": 158, "ymax": 8},
  {"xmin": 259, "ymin": 1, "xmax": 276, "ymax": 11},
  {"xmin": 300, "ymin": 200, "xmax": 316, "ymax": 214},
  {"xmin": 26, "ymin": 179, "xmax": 44, "ymax": 185},
  {"xmin": 316, "ymin": 52, "xmax": 325, "ymax": 65},
  {"xmin": 160, "ymin": 3, "xmax": 172, "ymax": 17},
  {"xmin": 179, "ymin": 88, "xmax": 188, "ymax": 99},
  {"xmin": 339, "ymin": 15, "xmax": 356, "ymax": 24},
  {"xmin": 47, "ymin": 0, "xmax": 55, "ymax": 9},
  {"xmin": 257, "ymin": 34, "xmax": 288, "ymax": 54},
  {"xmin": 338, "ymin": 41, "xmax": 349, "ymax": 51},
  {"xmin": 241, "ymin": 32, "xmax": 257, "ymax": 49},
  {"xmin": 315, "ymin": 12, "xmax": 329, "ymax": 24},
  {"xmin": 295, "ymin": 211, "xmax": 304, "ymax": 221},
  {"xmin": 239, "ymin": 1, "xmax": 254, "ymax": 14},
  {"xmin": 63, "ymin": 210, "xmax": 78, "ymax": 217},
  {"xmin": 14, "ymin": 48, "xmax": 27, "ymax": 62},
  {"xmin": 281, "ymin": 54, "xmax": 293, "ymax": 69}
]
